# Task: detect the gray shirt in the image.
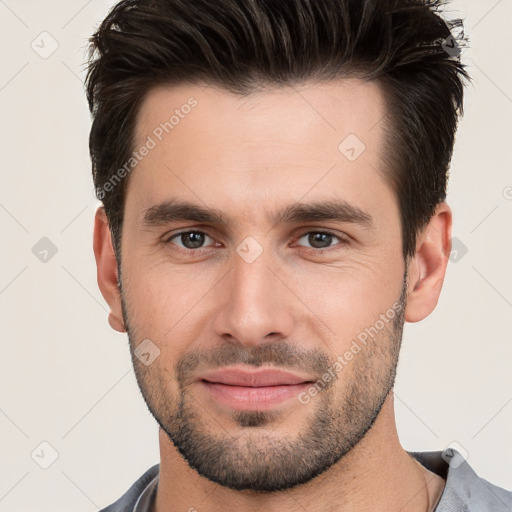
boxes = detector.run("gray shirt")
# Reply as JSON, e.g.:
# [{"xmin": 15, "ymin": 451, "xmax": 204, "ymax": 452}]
[{"xmin": 100, "ymin": 449, "xmax": 512, "ymax": 511}]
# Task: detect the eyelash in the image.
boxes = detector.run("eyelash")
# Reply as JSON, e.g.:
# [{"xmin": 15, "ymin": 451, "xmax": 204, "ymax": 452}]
[{"xmin": 162, "ymin": 229, "xmax": 349, "ymax": 254}]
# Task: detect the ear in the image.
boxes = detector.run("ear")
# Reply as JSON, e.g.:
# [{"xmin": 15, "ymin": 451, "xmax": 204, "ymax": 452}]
[
  {"xmin": 405, "ymin": 202, "xmax": 452, "ymax": 323},
  {"xmin": 93, "ymin": 206, "xmax": 126, "ymax": 333}
]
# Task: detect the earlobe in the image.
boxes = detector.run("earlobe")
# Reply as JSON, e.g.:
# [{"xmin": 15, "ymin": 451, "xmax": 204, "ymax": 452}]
[
  {"xmin": 404, "ymin": 203, "xmax": 452, "ymax": 323},
  {"xmin": 107, "ymin": 311, "xmax": 126, "ymax": 333},
  {"xmin": 93, "ymin": 206, "xmax": 126, "ymax": 333}
]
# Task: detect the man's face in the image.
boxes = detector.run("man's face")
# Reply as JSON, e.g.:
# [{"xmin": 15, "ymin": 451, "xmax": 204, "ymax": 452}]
[{"xmin": 119, "ymin": 80, "xmax": 408, "ymax": 491}]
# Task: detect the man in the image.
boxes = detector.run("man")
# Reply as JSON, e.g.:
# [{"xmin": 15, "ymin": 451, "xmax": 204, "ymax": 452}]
[{"xmin": 88, "ymin": 0, "xmax": 511, "ymax": 510}]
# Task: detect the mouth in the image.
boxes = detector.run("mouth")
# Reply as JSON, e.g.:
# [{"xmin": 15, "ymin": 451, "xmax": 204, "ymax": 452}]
[{"xmin": 198, "ymin": 367, "xmax": 314, "ymax": 410}]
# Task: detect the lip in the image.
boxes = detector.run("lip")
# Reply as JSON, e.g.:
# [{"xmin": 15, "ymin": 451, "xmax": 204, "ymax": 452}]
[
  {"xmin": 198, "ymin": 367, "xmax": 314, "ymax": 411},
  {"xmin": 199, "ymin": 367, "xmax": 311, "ymax": 387}
]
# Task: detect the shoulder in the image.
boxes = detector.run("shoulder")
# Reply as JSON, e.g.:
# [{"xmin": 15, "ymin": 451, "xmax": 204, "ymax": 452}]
[
  {"xmin": 99, "ymin": 464, "xmax": 160, "ymax": 512},
  {"xmin": 409, "ymin": 450, "xmax": 512, "ymax": 512}
]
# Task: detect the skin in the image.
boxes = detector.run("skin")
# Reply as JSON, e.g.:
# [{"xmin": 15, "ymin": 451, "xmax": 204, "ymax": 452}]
[{"xmin": 93, "ymin": 79, "xmax": 451, "ymax": 511}]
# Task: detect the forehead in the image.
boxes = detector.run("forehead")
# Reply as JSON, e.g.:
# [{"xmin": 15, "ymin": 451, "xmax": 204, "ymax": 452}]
[
  {"xmin": 127, "ymin": 79, "xmax": 395, "ymax": 229},
  {"xmin": 134, "ymin": 79, "xmax": 386, "ymax": 153}
]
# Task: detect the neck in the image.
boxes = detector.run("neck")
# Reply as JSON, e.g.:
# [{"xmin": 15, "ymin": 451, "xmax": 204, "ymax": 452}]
[{"xmin": 154, "ymin": 393, "xmax": 445, "ymax": 512}]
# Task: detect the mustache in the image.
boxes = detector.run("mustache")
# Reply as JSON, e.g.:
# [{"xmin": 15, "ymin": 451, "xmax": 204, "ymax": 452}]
[{"xmin": 175, "ymin": 340, "xmax": 332, "ymax": 382}]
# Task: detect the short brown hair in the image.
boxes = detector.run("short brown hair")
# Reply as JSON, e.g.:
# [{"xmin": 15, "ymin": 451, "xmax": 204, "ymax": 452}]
[{"xmin": 86, "ymin": 0, "xmax": 469, "ymax": 261}]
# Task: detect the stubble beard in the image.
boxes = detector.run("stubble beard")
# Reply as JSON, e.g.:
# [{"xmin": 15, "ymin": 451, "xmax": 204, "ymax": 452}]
[{"xmin": 121, "ymin": 271, "xmax": 407, "ymax": 492}]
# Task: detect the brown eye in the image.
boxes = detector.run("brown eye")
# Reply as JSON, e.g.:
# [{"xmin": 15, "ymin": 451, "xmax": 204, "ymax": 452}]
[
  {"xmin": 296, "ymin": 231, "xmax": 346, "ymax": 250},
  {"xmin": 166, "ymin": 231, "xmax": 213, "ymax": 250}
]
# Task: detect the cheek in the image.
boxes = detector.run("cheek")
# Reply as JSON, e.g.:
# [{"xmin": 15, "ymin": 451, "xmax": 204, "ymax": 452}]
[
  {"xmin": 124, "ymin": 257, "xmax": 187, "ymax": 320},
  {"xmin": 123, "ymin": 264, "xmax": 214, "ymax": 357},
  {"xmin": 290, "ymin": 260, "xmax": 403, "ymax": 344}
]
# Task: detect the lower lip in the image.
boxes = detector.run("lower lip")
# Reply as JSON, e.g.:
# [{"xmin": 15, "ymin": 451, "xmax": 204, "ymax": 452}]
[{"xmin": 200, "ymin": 381, "xmax": 311, "ymax": 410}]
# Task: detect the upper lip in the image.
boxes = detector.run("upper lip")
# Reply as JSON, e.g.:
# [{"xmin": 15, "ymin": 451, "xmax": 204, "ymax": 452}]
[{"xmin": 200, "ymin": 367, "xmax": 312, "ymax": 387}]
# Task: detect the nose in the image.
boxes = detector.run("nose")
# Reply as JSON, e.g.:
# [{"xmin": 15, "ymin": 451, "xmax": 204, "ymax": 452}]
[{"xmin": 213, "ymin": 246, "xmax": 296, "ymax": 348}]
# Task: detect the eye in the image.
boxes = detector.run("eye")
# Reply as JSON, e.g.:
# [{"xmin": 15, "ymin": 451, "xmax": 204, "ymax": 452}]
[
  {"xmin": 164, "ymin": 230, "xmax": 215, "ymax": 250},
  {"xmin": 162, "ymin": 229, "xmax": 348, "ymax": 254},
  {"xmin": 295, "ymin": 231, "xmax": 347, "ymax": 251}
]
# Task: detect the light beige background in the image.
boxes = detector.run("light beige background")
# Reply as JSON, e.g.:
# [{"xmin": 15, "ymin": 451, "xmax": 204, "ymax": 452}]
[{"xmin": 0, "ymin": 0, "xmax": 511, "ymax": 510}]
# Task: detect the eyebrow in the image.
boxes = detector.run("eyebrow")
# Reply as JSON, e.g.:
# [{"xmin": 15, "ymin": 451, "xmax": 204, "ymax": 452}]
[{"xmin": 141, "ymin": 199, "xmax": 374, "ymax": 230}]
